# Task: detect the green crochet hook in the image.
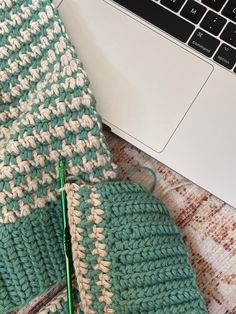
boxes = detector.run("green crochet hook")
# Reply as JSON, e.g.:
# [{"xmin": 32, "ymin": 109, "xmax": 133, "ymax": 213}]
[{"xmin": 59, "ymin": 160, "xmax": 74, "ymax": 314}]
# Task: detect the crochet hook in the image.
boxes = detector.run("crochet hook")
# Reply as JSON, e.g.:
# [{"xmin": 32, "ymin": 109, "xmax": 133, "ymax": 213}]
[{"xmin": 59, "ymin": 160, "xmax": 74, "ymax": 314}]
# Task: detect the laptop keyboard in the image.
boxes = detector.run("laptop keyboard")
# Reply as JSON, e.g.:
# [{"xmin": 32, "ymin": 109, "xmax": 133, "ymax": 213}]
[{"xmin": 112, "ymin": 0, "xmax": 236, "ymax": 73}]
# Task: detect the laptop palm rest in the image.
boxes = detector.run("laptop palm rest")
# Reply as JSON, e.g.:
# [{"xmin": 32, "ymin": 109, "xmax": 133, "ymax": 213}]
[{"xmin": 59, "ymin": 0, "xmax": 213, "ymax": 152}]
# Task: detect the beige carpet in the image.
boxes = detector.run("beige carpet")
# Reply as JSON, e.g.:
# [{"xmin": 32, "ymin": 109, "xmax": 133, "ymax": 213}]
[{"xmin": 13, "ymin": 129, "xmax": 236, "ymax": 314}]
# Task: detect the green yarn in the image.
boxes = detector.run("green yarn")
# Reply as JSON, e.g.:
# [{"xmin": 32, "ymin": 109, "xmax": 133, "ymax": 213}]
[
  {"xmin": 0, "ymin": 203, "xmax": 65, "ymax": 313},
  {"xmin": 123, "ymin": 166, "xmax": 158, "ymax": 194}
]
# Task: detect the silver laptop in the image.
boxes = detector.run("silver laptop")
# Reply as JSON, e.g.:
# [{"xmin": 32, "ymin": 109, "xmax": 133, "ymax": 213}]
[{"xmin": 54, "ymin": 0, "xmax": 236, "ymax": 208}]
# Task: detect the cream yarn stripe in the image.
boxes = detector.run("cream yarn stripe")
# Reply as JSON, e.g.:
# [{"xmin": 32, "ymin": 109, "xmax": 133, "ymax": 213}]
[
  {"xmin": 66, "ymin": 183, "xmax": 95, "ymax": 314},
  {"xmin": 37, "ymin": 284, "xmax": 81, "ymax": 314},
  {"xmin": 37, "ymin": 288, "xmax": 67, "ymax": 314},
  {"xmin": 88, "ymin": 187, "xmax": 114, "ymax": 314}
]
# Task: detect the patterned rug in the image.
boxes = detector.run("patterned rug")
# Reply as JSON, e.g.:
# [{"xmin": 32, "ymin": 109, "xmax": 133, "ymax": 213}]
[{"xmin": 13, "ymin": 128, "xmax": 236, "ymax": 314}]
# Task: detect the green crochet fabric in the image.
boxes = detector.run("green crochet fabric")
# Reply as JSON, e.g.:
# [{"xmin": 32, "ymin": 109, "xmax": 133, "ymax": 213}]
[
  {"xmin": 0, "ymin": 0, "xmax": 207, "ymax": 313},
  {"xmin": 63, "ymin": 181, "xmax": 207, "ymax": 314},
  {"xmin": 0, "ymin": 0, "xmax": 116, "ymax": 312}
]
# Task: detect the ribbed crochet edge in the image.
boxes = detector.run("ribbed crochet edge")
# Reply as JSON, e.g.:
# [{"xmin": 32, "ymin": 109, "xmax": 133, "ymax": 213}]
[{"xmin": 0, "ymin": 203, "xmax": 65, "ymax": 313}]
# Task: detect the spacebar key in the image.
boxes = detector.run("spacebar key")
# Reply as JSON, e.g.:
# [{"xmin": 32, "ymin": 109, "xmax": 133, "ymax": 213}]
[{"xmin": 112, "ymin": 0, "xmax": 195, "ymax": 42}]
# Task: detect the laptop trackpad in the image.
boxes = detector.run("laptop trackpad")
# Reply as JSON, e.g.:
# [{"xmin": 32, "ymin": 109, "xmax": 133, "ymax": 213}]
[
  {"xmin": 60, "ymin": 0, "xmax": 213, "ymax": 152},
  {"xmin": 100, "ymin": 39, "xmax": 212, "ymax": 152}
]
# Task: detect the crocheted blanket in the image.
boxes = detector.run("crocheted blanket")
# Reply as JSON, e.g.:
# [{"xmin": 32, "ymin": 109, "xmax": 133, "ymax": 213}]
[
  {"xmin": 0, "ymin": 1, "xmax": 207, "ymax": 313},
  {"xmin": 0, "ymin": 0, "xmax": 116, "ymax": 312}
]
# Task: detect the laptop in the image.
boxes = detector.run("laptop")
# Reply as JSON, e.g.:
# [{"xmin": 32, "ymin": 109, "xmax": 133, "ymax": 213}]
[{"xmin": 54, "ymin": 0, "xmax": 236, "ymax": 208}]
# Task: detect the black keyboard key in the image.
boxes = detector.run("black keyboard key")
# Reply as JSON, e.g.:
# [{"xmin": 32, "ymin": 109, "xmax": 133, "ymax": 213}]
[
  {"xmin": 188, "ymin": 29, "xmax": 220, "ymax": 56},
  {"xmin": 222, "ymin": 0, "xmax": 236, "ymax": 23},
  {"xmin": 161, "ymin": 0, "xmax": 186, "ymax": 12},
  {"xmin": 220, "ymin": 22, "xmax": 236, "ymax": 48},
  {"xmin": 213, "ymin": 43, "xmax": 236, "ymax": 69},
  {"xmin": 200, "ymin": 11, "xmax": 227, "ymax": 35},
  {"xmin": 112, "ymin": 0, "xmax": 195, "ymax": 42},
  {"xmin": 202, "ymin": 0, "xmax": 227, "ymax": 11},
  {"xmin": 181, "ymin": 0, "xmax": 207, "ymax": 23}
]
